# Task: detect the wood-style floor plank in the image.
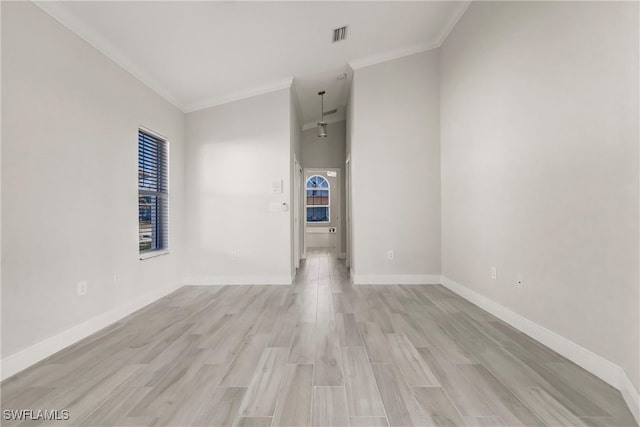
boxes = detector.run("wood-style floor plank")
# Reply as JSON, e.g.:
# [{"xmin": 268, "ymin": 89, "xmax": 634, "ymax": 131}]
[
  {"xmin": 416, "ymin": 348, "xmax": 497, "ymax": 418},
  {"xmin": 287, "ymin": 323, "xmax": 316, "ymax": 364},
  {"xmin": 312, "ymin": 386, "xmax": 349, "ymax": 427},
  {"xmin": 220, "ymin": 334, "xmax": 270, "ymax": 387},
  {"xmin": 193, "ymin": 387, "xmax": 246, "ymax": 427},
  {"xmin": 456, "ymin": 364, "xmax": 545, "ymax": 427},
  {"xmin": 463, "ymin": 416, "xmax": 508, "ymax": 427},
  {"xmin": 350, "ymin": 416, "xmax": 390, "ymax": 427},
  {"xmin": 412, "ymin": 387, "xmax": 468, "ymax": 427},
  {"xmin": 238, "ymin": 347, "xmax": 289, "ymax": 417},
  {"xmin": 387, "ymin": 333, "xmax": 440, "ymax": 387},
  {"xmin": 370, "ymin": 363, "xmax": 414, "ymax": 427},
  {"xmin": 343, "ymin": 346, "xmax": 386, "ymax": 417},
  {"xmin": 313, "ymin": 323, "xmax": 344, "ymax": 386},
  {"xmin": 1, "ymin": 250, "xmax": 635, "ymax": 427},
  {"xmin": 272, "ymin": 364, "xmax": 313, "ymax": 427},
  {"xmin": 358, "ymin": 321, "xmax": 391, "ymax": 363},
  {"xmin": 337, "ymin": 313, "xmax": 363, "ymax": 347},
  {"xmin": 520, "ymin": 386, "xmax": 590, "ymax": 426},
  {"xmin": 233, "ymin": 417, "xmax": 273, "ymax": 427}
]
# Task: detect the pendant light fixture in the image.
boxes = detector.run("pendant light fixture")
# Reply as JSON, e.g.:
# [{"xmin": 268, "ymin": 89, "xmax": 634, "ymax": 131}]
[{"xmin": 317, "ymin": 91, "xmax": 328, "ymax": 138}]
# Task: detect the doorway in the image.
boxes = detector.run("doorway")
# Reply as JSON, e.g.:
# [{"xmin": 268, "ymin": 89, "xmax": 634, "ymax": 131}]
[{"xmin": 304, "ymin": 168, "xmax": 341, "ymax": 258}]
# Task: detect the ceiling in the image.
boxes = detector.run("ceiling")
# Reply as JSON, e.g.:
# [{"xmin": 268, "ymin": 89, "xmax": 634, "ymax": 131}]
[{"xmin": 36, "ymin": 1, "xmax": 470, "ymax": 126}]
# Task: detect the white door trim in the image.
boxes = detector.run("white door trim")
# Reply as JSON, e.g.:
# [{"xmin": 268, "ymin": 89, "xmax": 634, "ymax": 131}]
[
  {"xmin": 345, "ymin": 156, "xmax": 352, "ymax": 269},
  {"xmin": 293, "ymin": 156, "xmax": 302, "ymax": 270}
]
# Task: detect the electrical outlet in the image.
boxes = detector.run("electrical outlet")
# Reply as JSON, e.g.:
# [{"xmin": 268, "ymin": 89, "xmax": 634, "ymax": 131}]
[
  {"xmin": 491, "ymin": 266, "xmax": 497, "ymax": 279},
  {"xmin": 77, "ymin": 280, "xmax": 87, "ymax": 296},
  {"xmin": 387, "ymin": 250, "xmax": 394, "ymax": 260},
  {"xmin": 113, "ymin": 273, "xmax": 119, "ymax": 284},
  {"xmin": 231, "ymin": 250, "xmax": 239, "ymax": 261}
]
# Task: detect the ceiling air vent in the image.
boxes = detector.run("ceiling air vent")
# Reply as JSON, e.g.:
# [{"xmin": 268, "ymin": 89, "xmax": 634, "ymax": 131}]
[{"xmin": 333, "ymin": 26, "xmax": 348, "ymax": 43}]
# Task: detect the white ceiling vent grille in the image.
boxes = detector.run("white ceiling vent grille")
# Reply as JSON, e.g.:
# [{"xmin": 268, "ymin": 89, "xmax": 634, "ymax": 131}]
[{"xmin": 333, "ymin": 26, "xmax": 348, "ymax": 43}]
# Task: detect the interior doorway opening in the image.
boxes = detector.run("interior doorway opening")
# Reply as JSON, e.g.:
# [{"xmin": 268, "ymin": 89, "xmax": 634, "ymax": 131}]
[{"xmin": 303, "ymin": 168, "xmax": 342, "ymax": 259}]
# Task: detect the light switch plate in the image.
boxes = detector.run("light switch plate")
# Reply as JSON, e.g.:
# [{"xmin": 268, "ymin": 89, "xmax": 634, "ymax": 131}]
[{"xmin": 271, "ymin": 180, "xmax": 282, "ymax": 194}]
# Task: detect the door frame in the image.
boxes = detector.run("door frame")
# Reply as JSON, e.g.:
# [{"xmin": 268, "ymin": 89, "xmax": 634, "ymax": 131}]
[
  {"xmin": 294, "ymin": 156, "xmax": 302, "ymax": 269},
  {"xmin": 345, "ymin": 156, "xmax": 352, "ymax": 269},
  {"xmin": 304, "ymin": 167, "xmax": 341, "ymax": 257}
]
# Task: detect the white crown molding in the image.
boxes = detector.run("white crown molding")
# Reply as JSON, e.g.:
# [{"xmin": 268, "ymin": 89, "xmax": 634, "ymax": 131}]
[
  {"xmin": 184, "ymin": 78, "xmax": 294, "ymax": 113},
  {"xmin": 34, "ymin": 1, "xmax": 292, "ymax": 114},
  {"xmin": 352, "ymin": 274, "xmax": 442, "ymax": 285},
  {"xmin": 302, "ymin": 115, "xmax": 346, "ymax": 132},
  {"xmin": 441, "ymin": 276, "xmax": 639, "ymax": 425},
  {"xmin": 348, "ymin": 1, "xmax": 471, "ymax": 71},
  {"xmin": 33, "ymin": 1, "xmax": 186, "ymax": 112},
  {"xmin": 348, "ymin": 42, "xmax": 439, "ymax": 71},
  {"xmin": 34, "ymin": 1, "xmax": 470, "ymax": 113},
  {"xmin": 435, "ymin": 1, "xmax": 472, "ymax": 47},
  {"xmin": 1, "ymin": 283, "xmax": 182, "ymax": 381},
  {"xmin": 183, "ymin": 275, "xmax": 293, "ymax": 286}
]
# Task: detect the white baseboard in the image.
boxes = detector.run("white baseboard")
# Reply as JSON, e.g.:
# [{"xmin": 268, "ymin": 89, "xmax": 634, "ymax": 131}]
[
  {"xmin": 353, "ymin": 274, "xmax": 442, "ymax": 285},
  {"xmin": 441, "ymin": 275, "xmax": 639, "ymax": 425},
  {"xmin": 183, "ymin": 275, "xmax": 293, "ymax": 286},
  {"xmin": 1, "ymin": 283, "xmax": 182, "ymax": 381},
  {"xmin": 619, "ymin": 367, "xmax": 640, "ymax": 425}
]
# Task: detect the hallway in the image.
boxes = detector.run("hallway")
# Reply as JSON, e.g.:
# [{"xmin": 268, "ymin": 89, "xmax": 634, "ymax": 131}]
[{"xmin": 1, "ymin": 250, "xmax": 636, "ymax": 426}]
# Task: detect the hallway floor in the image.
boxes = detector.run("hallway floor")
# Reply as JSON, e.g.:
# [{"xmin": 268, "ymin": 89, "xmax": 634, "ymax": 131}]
[{"xmin": 1, "ymin": 251, "xmax": 636, "ymax": 426}]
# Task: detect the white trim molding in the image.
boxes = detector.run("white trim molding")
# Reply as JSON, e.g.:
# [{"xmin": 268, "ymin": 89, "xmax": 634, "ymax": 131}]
[
  {"xmin": 353, "ymin": 274, "xmax": 441, "ymax": 285},
  {"xmin": 348, "ymin": 1, "xmax": 470, "ymax": 72},
  {"xmin": 34, "ymin": 1, "xmax": 185, "ymax": 111},
  {"xmin": 441, "ymin": 276, "xmax": 640, "ymax": 425},
  {"xmin": 620, "ymin": 371, "xmax": 640, "ymax": 426},
  {"xmin": 33, "ymin": 0, "xmax": 471, "ymax": 114},
  {"xmin": 0, "ymin": 283, "xmax": 182, "ymax": 381},
  {"xmin": 184, "ymin": 78, "xmax": 293, "ymax": 113},
  {"xmin": 434, "ymin": 0, "xmax": 472, "ymax": 47},
  {"xmin": 348, "ymin": 43, "xmax": 438, "ymax": 71},
  {"xmin": 183, "ymin": 275, "xmax": 293, "ymax": 286}
]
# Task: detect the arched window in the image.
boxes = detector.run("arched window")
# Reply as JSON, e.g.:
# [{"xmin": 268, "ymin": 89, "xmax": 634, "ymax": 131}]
[{"xmin": 306, "ymin": 175, "xmax": 330, "ymax": 222}]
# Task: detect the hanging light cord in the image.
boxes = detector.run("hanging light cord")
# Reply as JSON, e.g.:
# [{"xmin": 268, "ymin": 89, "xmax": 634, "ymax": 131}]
[{"xmin": 318, "ymin": 91, "xmax": 327, "ymax": 138}]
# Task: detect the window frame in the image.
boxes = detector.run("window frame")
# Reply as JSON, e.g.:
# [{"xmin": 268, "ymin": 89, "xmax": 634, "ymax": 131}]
[
  {"xmin": 305, "ymin": 175, "xmax": 330, "ymax": 224},
  {"xmin": 138, "ymin": 127, "xmax": 169, "ymax": 259}
]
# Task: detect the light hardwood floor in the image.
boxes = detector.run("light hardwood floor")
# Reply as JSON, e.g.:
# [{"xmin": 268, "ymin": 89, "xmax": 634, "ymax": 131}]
[{"xmin": 1, "ymin": 250, "xmax": 637, "ymax": 426}]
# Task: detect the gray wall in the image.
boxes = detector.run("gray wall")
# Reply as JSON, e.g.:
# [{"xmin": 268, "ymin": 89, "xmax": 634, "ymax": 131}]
[
  {"xmin": 302, "ymin": 120, "xmax": 347, "ymax": 169},
  {"xmin": 441, "ymin": 1, "xmax": 639, "ymax": 390},
  {"xmin": 350, "ymin": 50, "xmax": 441, "ymax": 282},
  {"xmin": 302, "ymin": 121, "xmax": 347, "ymax": 255},
  {"xmin": 2, "ymin": 2, "xmax": 186, "ymax": 358},
  {"xmin": 184, "ymin": 89, "xmax": 293, "ymax": 284}
]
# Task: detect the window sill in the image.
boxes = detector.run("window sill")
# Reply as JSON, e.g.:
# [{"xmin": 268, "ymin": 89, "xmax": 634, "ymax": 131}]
[{"xmin": 139, "ymin": 250, "xmax": 170, "ymax": 260}]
